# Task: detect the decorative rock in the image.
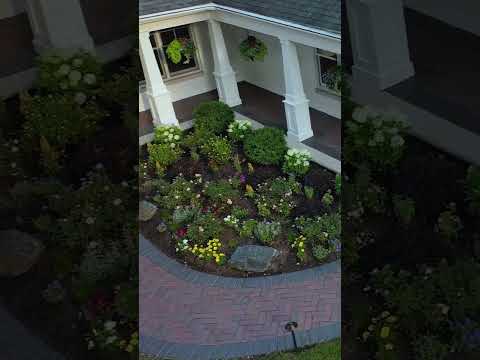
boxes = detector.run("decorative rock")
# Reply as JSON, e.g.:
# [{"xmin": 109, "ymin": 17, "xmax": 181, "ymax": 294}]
[
  {"xmin": 0, "ymin": 230, "xmax": 44, "ymax": 277},
  {"xmin": 229, "ymin": 245, "xmax": 279, "ymax": 273},
  {"xmin": 139, "ymin": 200, "xmax": 157, "ymax": 221},
  {"xmin": 156, "ymin": 222, "xmax": 167, "ymax": 233}
]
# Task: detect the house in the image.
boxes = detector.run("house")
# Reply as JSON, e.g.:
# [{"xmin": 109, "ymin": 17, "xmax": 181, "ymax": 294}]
[
  {"xmin": 345, "ymin": 0, "xmax": 480, "ymax": 166},
  {"xmin": 0, "ymin": 0, "xmax": 134, "ymax": 98},
  {"xmin": 139, "ymin": 0, "xmax": 342, "ymax": 171}
]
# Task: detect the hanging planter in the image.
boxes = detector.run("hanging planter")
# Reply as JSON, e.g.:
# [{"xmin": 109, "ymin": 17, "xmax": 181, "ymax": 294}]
[
  {"xmin": 166, "ymin": 38, "xmax": 196, "ymax": 65},
  {"xmin": 239, "ymin": 36, "xmax": 268, "ymax": 62}
]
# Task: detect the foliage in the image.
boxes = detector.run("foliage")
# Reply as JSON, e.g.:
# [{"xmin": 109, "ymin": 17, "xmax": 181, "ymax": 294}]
[
  {"xmin": 39, "ymin": 136, "xmax": 62, "ymax": 175},
  {"xmin": 304, "ymin": 186, "xmax": 315, "ymax": 200},
  {"xmin": 255, "ymin": 177, "xmax": 301, "ymax": 219},
  {"xmin": 204, "ymin": 179, "xmax": 240, "ymax": 206},
  {"xmin": 21, "ymin": 92, "xmax": 104, "ymax": 148},
  {"xmin": 322, "ymin": 190, "xmax": 334, "ymax": 207},
  {"xmin": 291, "ymin": 235, "xmax": 307, "ymax": 262},
  {"xmin": 186, "ymin": 212, "xmax": 223, "ymax": 245},
  {"xmin": 345, "ymin": 106, "xmax": 409, "ymax": 168},
  {"xmin": 335, "ymin": 174, "xmax": 341, "ymax": 195},
  {"xmin": 172, "ymin": 206, "xmax": 200, "ymax": 226},
  {"xmin": 166, "ymin": 38, "xmax": 196, "ymax": 65},
  {"xmin": 466, "ymin": 166, "xmax": 480, "ymax": 216},
  {"xmin": 313, "ymin": 244, "xmax": 332, "ymax": 262},
  {"xmin": 239, "ymin": 36, "xmax": 268, "ymax": 62},
  {"xmin": 193, "ymin": 101, "xmax": 234, "ymax": 135},
  {"xmin": 244, "ymin": 127, "xmax": 287, "ymax": 165},
  {"xmin": 413, "ymin": 336, "xmax": 449, "ymax": 360},
  {"xmin": 239, "ymin": 219, "xmax": 258, "ymax": 238},
  {"xmin": 147, "ymin": 142, "xmax": 183, "ymax": 175},
  {"xmin": 200, "ymin": 136, "xmax": 233, "ymax": 166},
  {"xmin": 282, "ymin": 148, "xmax": 311, "ymax": 176},
  {"xmin": 392, "ymin": 195, "xmax": 415, "ymax": 227},
  {"xmin": 154, "ymin": 176, "xmax": 201, "ymax": 210},
  {"xmin": 182, "ymin": 127, "xmax": 212, "ymax": 151},
  {"xmin": 227, "ymin": 119, "xmax": 253, "ymax": 142},
  {"xmin": 254, "ymin": 221, "xmax": 282, "ymax": 245},
  {"xmin": 189, "ymin": 239, "xmax": 226, "ymax": 265}
]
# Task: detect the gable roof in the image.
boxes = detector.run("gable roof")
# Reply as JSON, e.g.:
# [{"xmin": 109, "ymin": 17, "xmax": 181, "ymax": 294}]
[{"xmin": 139, "ymin": 0, "xmax": 341, "ymax": 35}]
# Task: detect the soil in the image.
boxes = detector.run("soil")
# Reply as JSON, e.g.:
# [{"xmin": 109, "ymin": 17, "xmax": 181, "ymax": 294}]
[{"xmin": 140, "ymin": 144, "xmax": 339, "ymax": 277}]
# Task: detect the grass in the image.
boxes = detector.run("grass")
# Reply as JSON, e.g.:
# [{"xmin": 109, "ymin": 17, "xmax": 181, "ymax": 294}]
[{"xmin": 140, "ymin": 338, "xmax": 341, "ymax": 360}]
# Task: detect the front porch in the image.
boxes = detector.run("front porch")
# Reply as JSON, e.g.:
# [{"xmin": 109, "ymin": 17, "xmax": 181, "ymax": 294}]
[{"xmin": 139, "ymin": 81, "xmax": 341, "ymax": 160}]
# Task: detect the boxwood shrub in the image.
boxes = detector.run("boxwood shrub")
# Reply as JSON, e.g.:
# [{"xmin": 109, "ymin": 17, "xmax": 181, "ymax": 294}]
[
  {"xmin": 193, "ymin": 101, "xmax": 234, "ymax": 135},
  {"xmin": 243, "ymin": 127, "xmax": 287, "ymax": 165}
]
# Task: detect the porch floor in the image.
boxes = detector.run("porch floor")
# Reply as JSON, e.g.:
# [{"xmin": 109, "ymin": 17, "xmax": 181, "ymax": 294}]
[
  {"xmin": 387, "ymin": 8, "xmax": 480, "ymax": 136},
  {"xmin": 140, "ymin": 81, "xmax": 341, "ymax": 160}
]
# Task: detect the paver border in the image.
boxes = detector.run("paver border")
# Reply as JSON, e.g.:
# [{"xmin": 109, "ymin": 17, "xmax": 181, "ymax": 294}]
[
  {"xmin": 140, "ymin": 234, "xmax": 340, "ymax": 288},
  {"xmin": 140, "ymin": 234, "xmax": 341, "ymax": 359}
]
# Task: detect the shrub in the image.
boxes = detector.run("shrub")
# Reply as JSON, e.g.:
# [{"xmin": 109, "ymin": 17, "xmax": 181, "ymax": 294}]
[
  {"xmin": 282, "ymin": 148, "xmax": 311, "ymax": 176},
  {"xmin": 21, "ymin": 92, "xmax": 104, "ymax": 147},
  {"xmin": 321, "ymin": 190, "xmax": 334, "ymax": 207},
  {"xmin": 201, "ymin": 136, "xmax": 233, "ymax": 166},
  {"xmin": 244, "ymin": 127, "xmax": 287, "ymax": 165},
  {"xmin": 313, "ymin": 244, "xmax": 333, "ymax": 262},
  {"xmin": 466, "ymin": 166, "xmax": 480, "ymax": 216},
  {"xmin": 153, "ymin": 125, "xmax": 182, "ymax": 147},
  {"xmin": 239, "ymin": 219, "xmax": 257, "ymax": 238},
  {"xmin": 182, "ymin": 127, "xmax": 212, "ymax": 151},
  {"xmin": 147, "ymin": 143, "xmax": 183, "ymax": 175},
  {"xmin": 193, "ymin": 101, "xmax": 234, "ymax": 134},
  {"xmin": 254, "ymin": 221, "xmax": 281, "ymax": 245},
  {"xmin": 227, "ymin": 119, "xmax": 253, "ymax": 142}
]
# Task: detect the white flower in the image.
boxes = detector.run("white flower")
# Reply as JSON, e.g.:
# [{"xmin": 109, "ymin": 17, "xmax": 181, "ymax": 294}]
[
  {"xmin": 105, "ymin": 335, "xmax": 118, "ymax": 345},
  {"xmin": 227, "ymin": 128, "xmax": 233, "ymax": 133},
  {"xmin": 69, "ymin": 70, "xmax": 82, "ymax": 83},
  {"xmin": 104, "ymin": 321, "xmax": 117, "ymax": 330},
  {"xmin": 174, "ymin": 135, "xmax": 180, "ymax": 140},
  {"xmin": 227, "ymin": 199, "xmax": 233, "ymax": 205},
  {"xmin": 83, "ymin": 73, "xmax": 97, "ymax": 85},
  {"xmin": 391, "ymin": 135, "xmax": 404, "ymax": 148},
  {"xmin": 170, "ymin": 143, "xmax": 176, "ymax": 148},
  {"xmin": 85, "ymin": 217, "xmax": 95, "ymax": 225},
  {"xmin": 182, "ymin": 239, "xmax": 189, "ymax": 244},
  {"xmin": 303, "ymin": 161, "xmax": 309, "ymax": 167},
  {"xmin": 287, "ymin": 149, "xmax": 295, "ymax": 156},
  {"xmin": 113, "ymin": 198, "xmax": 122, "ymax": 206},
  {"xmin": 58, "ymin": 64, "xmax": 71, "ymax": 76},
  {"xmin": 74, "ymin": 92, "xmax": 87, "ymax": 105},
  {"xmin": 72, "ymin": 58, "xmax": 84, "ymax": 67}
]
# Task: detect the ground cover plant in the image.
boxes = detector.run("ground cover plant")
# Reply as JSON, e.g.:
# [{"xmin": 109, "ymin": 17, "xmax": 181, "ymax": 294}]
[
  {"xmin": 341, "ymin": 101, "xmax": 480, "ymax": 360},
  {"xmin": 0, "ymin": 49, "xmax": 139, "ymax": 359},
  {"xmin": 140, "ymin": 107, "xmax": 341, "ymax": 276}
]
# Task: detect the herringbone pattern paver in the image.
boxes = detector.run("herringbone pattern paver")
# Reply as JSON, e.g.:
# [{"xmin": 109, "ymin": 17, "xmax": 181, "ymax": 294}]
[{"xmin": 140, "ymin": 255, "xmax": 340, "ymax": 347}]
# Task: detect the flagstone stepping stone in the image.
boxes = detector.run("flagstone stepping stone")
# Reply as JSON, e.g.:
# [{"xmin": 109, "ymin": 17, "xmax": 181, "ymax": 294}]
[
  {"xmin": 0, "ymin": 230, "xmax": 44, "ymax": 277},
  {"xmin": 139, "ymin": 200, "xmax": 157, "ymax": 222},
  {"xmin": 156, "ymin": 221, "xmax": 167, "ymax": 233},
  {"xmin": 229, "ymin": 245, "xmax": 279, "ymax": 273}
]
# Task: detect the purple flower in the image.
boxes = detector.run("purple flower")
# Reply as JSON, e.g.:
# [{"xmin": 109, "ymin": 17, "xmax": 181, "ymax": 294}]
[{"xmin": 239, "ymin": 174, "xmax": 247, "ymax": 183}]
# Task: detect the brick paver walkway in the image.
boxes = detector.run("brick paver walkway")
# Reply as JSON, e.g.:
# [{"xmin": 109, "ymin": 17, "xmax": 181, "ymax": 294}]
[{"xmin": 140, "ymin": 236, "xmax": 341, "ymax": 360}]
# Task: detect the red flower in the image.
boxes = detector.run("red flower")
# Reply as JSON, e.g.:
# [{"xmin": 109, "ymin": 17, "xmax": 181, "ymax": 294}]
[{"xmin": 177, "ymin": 228, "xmax": 187, "ymax": 237}]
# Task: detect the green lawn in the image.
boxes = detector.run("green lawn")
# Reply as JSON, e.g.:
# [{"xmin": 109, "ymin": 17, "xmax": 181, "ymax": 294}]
[{"xmin": 140, "ymin": 338, "xmax": 341, "ymax": 360}]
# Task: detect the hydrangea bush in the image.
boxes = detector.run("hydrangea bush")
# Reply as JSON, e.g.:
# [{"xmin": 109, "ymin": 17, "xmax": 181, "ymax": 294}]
[
  {"xmin": 227, "ymin": 119, "xmax": 253, "ymax": 142},
  {"xmin": 345, "ymin": 106, "xmax": 409, "ymax": 168},
  {"xmin": 282, "ymin": 148, "xmax": 311, "ymax": 176},
  {"xmin": 153, "ymin": 125, "xmax": 182, "ymax": 148}
]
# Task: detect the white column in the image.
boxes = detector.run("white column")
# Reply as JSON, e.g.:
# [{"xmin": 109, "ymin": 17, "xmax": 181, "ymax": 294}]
[
  {"xmin": 139, "ymin": 31, "xmax": 178, "ymax": 127},
  {"xmin": 207, "ymin": 19, "xmax": 242, "ymax": 107},
  {"xmin": 346, "ymin": 0, "xmax": 414, "ymax": 90},
  {"xmin": 279, "ymin": 38, "xmax": 314, "ymax": 142},
  {"xmin": 25, "ymin": 0, "xmax": 95, "ymax": 53}
]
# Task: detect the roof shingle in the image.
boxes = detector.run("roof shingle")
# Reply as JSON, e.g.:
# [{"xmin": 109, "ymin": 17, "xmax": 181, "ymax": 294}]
[{"xmin": 139, "ymin": 0, "xmax": 340, "ymax": 35}]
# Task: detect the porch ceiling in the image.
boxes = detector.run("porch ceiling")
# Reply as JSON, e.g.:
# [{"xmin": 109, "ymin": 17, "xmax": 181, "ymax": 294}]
[{"xmin": 139, "ymin": 0, "xmax": 340, "ymax": 35}]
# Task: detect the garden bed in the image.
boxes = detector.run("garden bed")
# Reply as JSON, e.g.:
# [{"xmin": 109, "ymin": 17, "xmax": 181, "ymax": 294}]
[
  {"xmin": 139, "ymin": 102, "xmax": 341, "ymax": 277},
  {"xmin": 341, "ymin": 103, "xmax": 480, "ymax": 360},
  {"xmin": 0, "ymin": 51, "xmax": 139, "ymax": 359}
]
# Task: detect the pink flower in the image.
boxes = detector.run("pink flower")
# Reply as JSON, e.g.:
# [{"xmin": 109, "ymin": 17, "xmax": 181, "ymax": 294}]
[{"xmin": 177, "ymin": 228, "xmax": 187, "ymax": 237}]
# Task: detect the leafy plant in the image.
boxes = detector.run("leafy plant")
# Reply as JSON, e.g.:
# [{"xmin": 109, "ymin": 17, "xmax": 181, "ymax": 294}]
[
  {"xmin": 186, "ymin": 212, "xmax": 222, "ymax": 245},
  {"xmin": 466, "ymin": 166, "xmax": 480, "ymax": 216},
  {"xmin": 240, "ymin": 219, "xmax": 258, "ymax": 238},
  {"xmin": 166, "ymin": 38, "xmax": 196, "ymax": 64},
  {"xmin": 204, "ymin": 179, "xmax": 239, "ymax": 204},
  {"xmin": 282, "ymin": 148, "xmax": 311, "ymax": 176},
  {"xmin": 193, "ymin": 101, "xmax": 234, "ymax": 135},
  {"xmin": 335, "ymin": 173, "xmax": 341, "ymax": 195},
  {"xmin": 147, "ymin": 142, "xmax": 183, "ymax": 175},
  {"xmin": 255, "ymin": 177, "xmax": 301, "ymax": 219},
  {"xmin": 244, "ymin": 127, "xmax": 287, "ymax": 165},
  {"xmin": 239, "ymin": 36, "xmax": 268, "ymax": 62},
  {"xmin": 254, "ymin": 221, "xmax": 281, "ymax": 245},
  {"xmin": 200, "ymin": 136, "xmax": 233, "ymax": 166},
  {"xmin": 436, "ymin": 203, "xmax": 463, "ymax": 243},
  {"xmin": 39, "ymin": 136, "xmax": 62, "ymax": 175},
  {"xmin": 392, "ymin": 195, "xmax": 415, "ymax": 226},
  {"xmin": 322, "ymin": 190, "xmax": 334, "ymax": 207},
  {"xmin": 313, "ymin": 244, "xmax": 333, "ymax": 262},
  {"xmin": 153, "ymin": 125, "xmax": 182, "ymax": 147},
  {"xmin": 304, "ymin": 186, "xmax": 315, "ymax": 200},
  {"xmin": 21, "ymin": 92, "xmax": 104, "ymax": 148}
]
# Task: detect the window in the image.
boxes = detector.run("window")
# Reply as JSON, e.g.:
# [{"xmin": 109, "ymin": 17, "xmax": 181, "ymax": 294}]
[
  {"xmin": 149, "ymin": 25, "xmax": 200, "ymax": 80},
  {"xmin": 316, "ymin": 49, "xmax": 341, "ymax": 94}
]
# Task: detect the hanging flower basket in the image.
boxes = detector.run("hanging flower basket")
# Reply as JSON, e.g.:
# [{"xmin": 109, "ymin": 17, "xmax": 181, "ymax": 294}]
[
  {"xmin": 166, "ymin": 38, "xmax": 196, "ymax": 65},
  {"xmin": 239, "ymin": 36, "xmax": 268, "ymax": 62}
]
